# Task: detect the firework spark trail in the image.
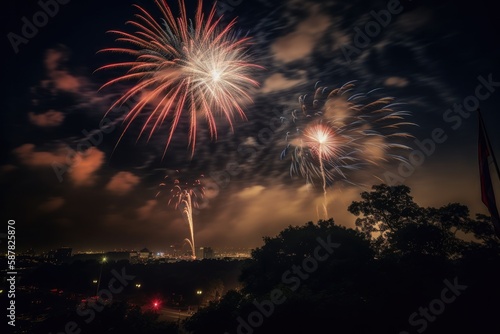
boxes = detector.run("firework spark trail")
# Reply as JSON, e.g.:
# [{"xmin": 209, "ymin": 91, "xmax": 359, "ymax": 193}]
[
  {"xmin": 157, "ymin": 172, "xmax": 204, "ymax": 259},
  {"xmin": 303, "ymin": 124, "xmax": 337, "ymax": 218},
  {"xmin": 281, "ymin": 81, "xmax": 416, "ymax": 217},
  {"xmin": 170, "ymin": 186, "xmax": 196, "ymax": 258},
  {"xmin": 319, "ymin": 147, "xmax": 328, "ymax": 218},
  {"xmin": 97, "ymin": 0, "xmax": 261, "ymax": 156}
]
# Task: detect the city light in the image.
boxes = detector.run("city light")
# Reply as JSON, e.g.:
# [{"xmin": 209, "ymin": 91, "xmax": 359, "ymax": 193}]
[
  {"xmin": 151, "ymin": 299, "xmax": 162, "ymax": 311},
  {"xmin": 92, "ymin": 280, "xmax": 98, "ymax": 284}
]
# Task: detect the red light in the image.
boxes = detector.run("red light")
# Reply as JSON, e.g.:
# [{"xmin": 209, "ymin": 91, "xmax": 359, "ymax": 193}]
[{"xmin": 152, "ymin": 299, "xmax": 161, "ymax": 310}]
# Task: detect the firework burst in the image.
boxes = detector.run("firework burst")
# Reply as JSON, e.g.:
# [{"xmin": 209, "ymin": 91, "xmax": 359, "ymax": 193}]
[
  {"xmin": 157, "ymin": 171, "xmax": 205, "ymax": 259},
  {"xmin": 281, "ymin": 81, "xmax": 416, "ymax": 217},
  {"xmin": 97, "ymin": 0, "xmax": 261, "ymax": 156}
]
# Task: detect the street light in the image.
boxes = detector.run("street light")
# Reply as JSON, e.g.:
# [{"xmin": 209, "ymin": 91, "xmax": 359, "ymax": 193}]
[
  {"xmin": 95, "ymin": 256, "xmax": 107, "ymax": 296},
  {"xmin": 196, "ymin": 290, "xmax": 203, "ymax": 311}
]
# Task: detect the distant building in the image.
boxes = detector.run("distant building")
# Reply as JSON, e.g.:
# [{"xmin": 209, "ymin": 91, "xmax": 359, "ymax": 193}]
[
  {"xmin": 139, "ymin": 248, "xmax": 152, "ymax": 261},
  {"xmin": 203, "ymin": 247, "xmax": 214, "ymax": 259},
  {"xmin": 129, "ymin": 251, "xmax": 138, "ymax": 263},
  {"xmin": 196, "ymin": 247, "xmax": 215, "ymax": 260}
]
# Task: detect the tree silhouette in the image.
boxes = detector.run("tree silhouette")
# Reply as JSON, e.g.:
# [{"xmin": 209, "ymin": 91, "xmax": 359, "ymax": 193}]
[
  {"xmin": 185, "ymin": 184, "xmax": 500, "ymax": 334},
  {"xmin": 348, "ymin": 184, "xmax": 420, "ymax": 253},
  {"xmin": 240, "ymin": 219, "xmax": 373, "ymax": 295},
  {"xmin": 348, "ymin": 184, "xmax": 499, "ymax": 257},
  {"xmin": 186, "ymin": 219, "xmax": 377, "ymax": 333}
]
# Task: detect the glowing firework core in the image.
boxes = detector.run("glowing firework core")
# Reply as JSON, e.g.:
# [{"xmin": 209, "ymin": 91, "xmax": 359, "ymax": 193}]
[
  {"xmin": 304, "ymin": 124, "xmax": 337, "ymax": 160},
  {"xmin": 211, "ymin": 70, "xmax": 222, "ymax": 82}
]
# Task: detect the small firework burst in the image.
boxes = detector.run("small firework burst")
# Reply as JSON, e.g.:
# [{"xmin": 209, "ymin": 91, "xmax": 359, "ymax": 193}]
[{"xmin": 281, "ymin": 81, "xmax": 416, "ymax": 216}]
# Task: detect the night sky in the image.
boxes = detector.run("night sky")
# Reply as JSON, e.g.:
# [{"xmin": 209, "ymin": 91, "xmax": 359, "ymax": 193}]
[{"xmin": 1, "ymin": 0, "xmax": 499, "ymax": 253}]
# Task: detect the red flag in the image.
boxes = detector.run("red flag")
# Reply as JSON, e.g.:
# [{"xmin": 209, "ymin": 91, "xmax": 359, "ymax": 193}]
[{"xmin": 478, "ymin": 112, "xmax": 500, "ymax": 238}]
